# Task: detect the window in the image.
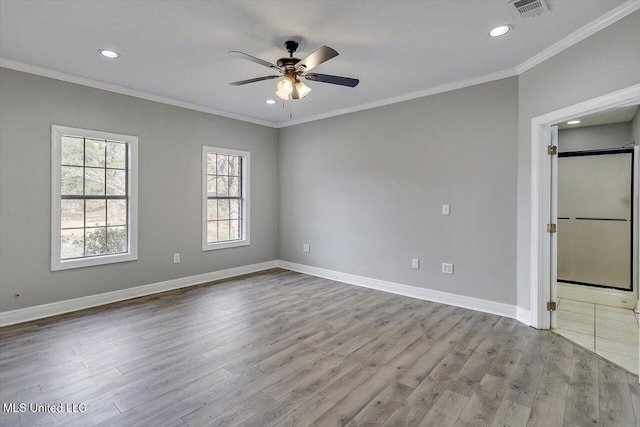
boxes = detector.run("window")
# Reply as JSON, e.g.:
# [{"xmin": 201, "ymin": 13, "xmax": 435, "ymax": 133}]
[
  {"xmin": 51, "ymin": 125, "xmax": 138, "ymax": 271},
  {"xmin": 202, "ymin": 146, "xmax": 250, "ymax": 250}
]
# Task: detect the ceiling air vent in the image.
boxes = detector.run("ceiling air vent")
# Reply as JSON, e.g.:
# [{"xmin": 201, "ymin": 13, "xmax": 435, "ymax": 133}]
[{"xmin": 508, "ymin": 0, "xmax": 549, "ymax": 19}]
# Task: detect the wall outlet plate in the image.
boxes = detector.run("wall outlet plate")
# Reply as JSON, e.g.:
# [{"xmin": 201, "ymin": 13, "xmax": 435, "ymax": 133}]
[
  {"xmin": 412, "ymin": 259, "xmax": 420, "ymax": 269},
  {"xmin": 442, "ymin": 262, "xmax": 454, "ymax": 274},
  {"xmin": 173, "ymin": 253, "xmax": 180, "ymax": 264},
  {"xmin": 442, "ymin": 204, "xmax": 450, "ymax": 215},
  {"xmin": 303, "ymin": 244, "xmax": 310, "ymax": 253}
]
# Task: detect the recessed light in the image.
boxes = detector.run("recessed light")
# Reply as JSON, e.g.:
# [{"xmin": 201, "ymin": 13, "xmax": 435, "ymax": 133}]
[
  {"xmin": 98, "ymin": 49, "xmax": 120, "ymax": 59},
  {"xmin": 265, "ymin": 99, "xmax": 276, "ymax": 105},
  {"xmin": 567, "ymin": 120, "xmax": 581, "ymax": 125},
  {"xmin": 489, "ymin": 25, "xmax": 512, "ymax": 37}
]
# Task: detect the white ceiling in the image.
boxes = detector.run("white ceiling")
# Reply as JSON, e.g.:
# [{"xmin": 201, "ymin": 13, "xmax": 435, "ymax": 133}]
[
  {"xmin": 0, "ymin": 0, "xmax": 629, "ymax": 127},
  {"xmin": 558, "ymin": 105, "xmax": 639, "ymax": 129}
]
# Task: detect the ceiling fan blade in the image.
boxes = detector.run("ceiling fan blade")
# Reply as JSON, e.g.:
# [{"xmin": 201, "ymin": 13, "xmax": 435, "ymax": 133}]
[
  {"xmin": 295, "ymin": 46, "xmax": 338, "ymax": 72},
  {"xmin": 304, "ymin": 73, "xmax": 359, "ymax": 87},
  {"xmin": 228, "ymin": 51, "xmax": 281, "ymax": 71},
  {"xmin": 229, "ymin": 75, "xmax": 281, "ymax": 86}
]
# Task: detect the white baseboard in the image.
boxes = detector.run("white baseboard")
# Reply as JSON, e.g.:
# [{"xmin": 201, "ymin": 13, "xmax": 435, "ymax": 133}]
[
  {"xmin": 0, "ymin": 260, "xmax": 277, "ymax": 327},
  {"xmin": 276, "ymin": 260, "xmax": 522, "ymax": 322},
  {"xmin": 1, "ymin": 259, "xmax": 529, "ymax": 328},
  {"xmin": 516, "ymin": 307, "xmax": 532, "ymax": 326}
]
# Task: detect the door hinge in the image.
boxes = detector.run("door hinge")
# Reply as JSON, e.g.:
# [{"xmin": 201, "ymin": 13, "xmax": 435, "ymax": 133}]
[
  {"xmin": 547, "ymin": 223, "xmax": 557, "ymax": 233},
  {"xmin": 548, "ymin": 145, "xmax": 558, "ymax": 155},
  {"xmin": 547, "ymin": 301, "xmax": 557, "ymax": 311}
]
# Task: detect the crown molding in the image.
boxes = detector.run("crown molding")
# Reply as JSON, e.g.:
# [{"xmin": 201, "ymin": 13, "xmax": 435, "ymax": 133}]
[
  {"xmin": 515, "ymin": 0, "xmax": 640, "ymax": 74},
  {"xmin": 277, "ymin": 68, "xmax": 518, "ymax": 128},
  {"xmin": 0, "ymin": 58, "xmax": 278, "ymax": 129}
]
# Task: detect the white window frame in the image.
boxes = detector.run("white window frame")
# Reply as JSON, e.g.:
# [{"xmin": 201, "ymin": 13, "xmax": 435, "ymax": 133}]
[
  {"xmin": 51, "ymin": 125, "xmax": 138, "ymax": 271},
  {"xmin": 202, "ymin": 146, "xmax": 250, "ymax": 251}
]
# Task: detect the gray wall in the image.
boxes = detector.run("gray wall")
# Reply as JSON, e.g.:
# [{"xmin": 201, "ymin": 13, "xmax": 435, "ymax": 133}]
[
  {"xmin": 279, "ymin": 77, "xmax": 518, "ymax": 305},
  {"xmin": 631, "ymin": 107, "xmax": 640, "ymax": 146},
  {"xmin": 0, "ymin": 68, "xmax": 279, "ymax": 312},
  {"xmin": 558, "ymin": 122, "xmax": 631, "ymax": 152},
  {"xmin": 516, "ymin": 11, "xmax": 640, "ymax": 311}
]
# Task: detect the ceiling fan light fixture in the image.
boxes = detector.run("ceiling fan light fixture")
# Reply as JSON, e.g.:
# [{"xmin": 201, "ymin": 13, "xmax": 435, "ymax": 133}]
[
  {"xmin": 275, "ymin": 76, "xmax": 295, "ymax": 100},
  {"xmin": 295, "ymin": 80, "xmax": 312, "ymax": 99}
]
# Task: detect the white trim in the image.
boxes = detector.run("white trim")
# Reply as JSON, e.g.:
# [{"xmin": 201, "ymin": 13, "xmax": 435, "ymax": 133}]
[
  {"xmin": 201, "ymin": 146, "xmax": 250, "ymax": 251},
  {"xmin": 276, "ymin": 260, "xmax": 519, "ymax": 321},
  {"xmin": 516, "ymin": 307, "xmax": 531, "ymax": 326},
  {"xmin": 0, "ymin": 261, "xmax": 277, "ymax": 327},
  {"xmin": 0, "ymin": 59, "xmax": 277, "ymax": 129},
  {"xmin": 529, "ymin": 84, "xmax": 640, "ymax": 329},
  {"xmin": 277, "ymin": 68, "xmax": 517, "ymax": 128},
  {"xmin": 51, "ymin": 125, "xmax": 139, "ymax": 271},
  {"xmin": 515, "ymin": 1, "xmax": 640, "ymax": 74}
]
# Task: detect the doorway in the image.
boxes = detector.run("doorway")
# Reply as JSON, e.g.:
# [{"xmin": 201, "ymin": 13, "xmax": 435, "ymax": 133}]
[
  {"xmin": 551, "ymin": 118, "xmax": 638, "ymax": 373},
  {"xmin": 528, "ymin": 83, "xmax": 640, "ymax": 375}
]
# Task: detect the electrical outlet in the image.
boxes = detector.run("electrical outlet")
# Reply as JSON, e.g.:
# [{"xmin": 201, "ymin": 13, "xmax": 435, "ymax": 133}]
[
  {"xmin": 303, "ymin": 244, "xmax": 310, "ymax": 253},
  {"xmin": 173, "ymin": 253, "xmax": 180, "ymax": 264},
  {"xmin": 412, "ymin": 259, "xmax": 420, "ymax": 269},
  {"xmin": 442, "ymin": 262, "xmax": 454, "ymax": 274},
  {"xmin": 442, "ymin": 204, "xmax": 450, "ymax": 215}
]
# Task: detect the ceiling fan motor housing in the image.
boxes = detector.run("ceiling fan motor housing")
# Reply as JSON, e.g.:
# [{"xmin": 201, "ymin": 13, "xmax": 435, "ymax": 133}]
[{"xmin": 276, "ymin": 57, "xmax": 301, "ymax": 72}]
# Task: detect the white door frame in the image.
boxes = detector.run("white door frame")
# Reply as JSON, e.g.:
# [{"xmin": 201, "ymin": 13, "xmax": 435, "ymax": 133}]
[{"xmin": 529, "ymin": 83, "xmax": 640, "ymax": 330}]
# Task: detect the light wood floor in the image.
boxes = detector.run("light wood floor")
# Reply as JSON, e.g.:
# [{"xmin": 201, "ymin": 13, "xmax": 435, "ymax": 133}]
[{"xmin": 1, "ymin": 269, "xmax": 639, "ymax": 427}]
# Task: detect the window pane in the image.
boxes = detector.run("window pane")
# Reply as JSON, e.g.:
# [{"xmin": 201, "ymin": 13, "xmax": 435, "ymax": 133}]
[
  {"xmin": 85, "ymin": 227, "xmax": 107, "ymax": 255},
  {"xmin": 229, "ymin": 177, "xmax": 240, "ymax": 197},
  {"xmin": 61, "ymin": 166, "xmax": 84, "ymax": 195},
  {"xmin": 106, "ymin": 169, "xmax": 126, "ymax": 196},
  {"xmin": 107, "ymin": 226, "xmax": 127, "ymax": 254},
  {"xmin": 207, "ymin": 153, "xmax": 216, "ymax": 174},
  {"xmin": 207, "ymin": 221, "xmax": 218, "ymax": 243},
  {"xmin": 216, "ymin": 154, "xmax": 229, "ymax": 175},
  {"xmin": 61, "ymin": 199, "xmax": 84, "ymax": 229},
  {"xmin": 61, "ymin": 136, "xmax": 84, "ymax": 166},
  {"xmin": 85, "ymin": 168, "xmax": 106, "ymax": 195},
  {"xmin": 230, "ymin": 199, "xmax": 240, "ymax": 220},
  {"xmin": 216, "ymin": 176, "xmax": 228, "ymax": 196},
  {"xmin": 217, "ymin": 199, "xmax": 230, "ymax": 220},
  {"xmin": 86, "ymin": 199, "xmax": 106, "ymax": 227},
  {"xmin": 106, "ymin": 141, "xmax": 126, "ymax": 169},
  {"xmin": 85, "ymin": 138, "xmax": 106, "ymax": 167},
  {"xmin": 218, "ymin": 220, "xmax": 230, "ymax": 241},
  {"xmin": 61, "ymin": 229, "xmax": 84, "ymax": 259},
  {"xmin": 107, "ymin": 199, "xmax": 127, "ymax": 226},
  {"xmin": 207, "ymin": 175, "xmax": 216, "ymax": 196},
  {"xmin": 230, "ymin": 219, "xmax": 241, "ymax": 240},
  {"xmin": 207, "ymin": 200, "xmax": 218, "ymax": 220},
  {"xmin": 229, "ymin": 156, "xmax": 240, "ymax": 176}
]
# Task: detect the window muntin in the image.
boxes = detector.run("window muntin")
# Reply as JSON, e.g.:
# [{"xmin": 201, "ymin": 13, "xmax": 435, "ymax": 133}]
[
  {"xmin": 52, "ymin": 126, "xmax": 137, "ymax": 270},
  {"xmin": 203, "ymin": 147, "xmax": 249, "ymax": 250}
]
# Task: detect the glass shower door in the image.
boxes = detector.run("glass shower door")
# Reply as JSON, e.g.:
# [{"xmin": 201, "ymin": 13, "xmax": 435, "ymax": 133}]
[{"xmin": 557, "ymin": 150, "xmax": 633, "ymax": 290}]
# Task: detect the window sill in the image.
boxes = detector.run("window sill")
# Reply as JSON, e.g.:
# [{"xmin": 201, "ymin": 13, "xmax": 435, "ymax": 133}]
[
  {"xmin": 202, "ymin": 239, "xmax": 250, "ymax": 251},
  {"xmin": 51, "ymin": 252, "xmax": 138, "ymax": 271}
]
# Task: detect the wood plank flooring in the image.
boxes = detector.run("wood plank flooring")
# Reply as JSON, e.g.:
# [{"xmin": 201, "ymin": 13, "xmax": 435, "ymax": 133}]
[{"xmin": 1, "ymin": 268, "xmax": 639, "ymax": 426}]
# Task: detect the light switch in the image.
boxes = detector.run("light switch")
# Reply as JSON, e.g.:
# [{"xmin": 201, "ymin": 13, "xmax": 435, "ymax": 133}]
[{"xmin": 442, "ymin": 204, "xmax": 450, "ymax": 215}]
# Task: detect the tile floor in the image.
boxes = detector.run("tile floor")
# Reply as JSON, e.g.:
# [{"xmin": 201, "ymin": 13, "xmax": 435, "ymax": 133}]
[{"xmin": 555, "ymin": 297, "xmax": 639, "ymax": 374}]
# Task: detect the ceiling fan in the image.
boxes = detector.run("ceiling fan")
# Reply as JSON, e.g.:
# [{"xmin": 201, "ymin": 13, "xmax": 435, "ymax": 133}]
[{"xmin": 228, "ymin": 40, "xmax": 359, "ymax": 100}]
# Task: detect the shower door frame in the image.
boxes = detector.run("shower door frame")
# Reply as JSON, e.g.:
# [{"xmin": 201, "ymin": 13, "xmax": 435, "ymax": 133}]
[{"xmin": 556, "ymin": 147, "xmax": 635, "ymax": 291}]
